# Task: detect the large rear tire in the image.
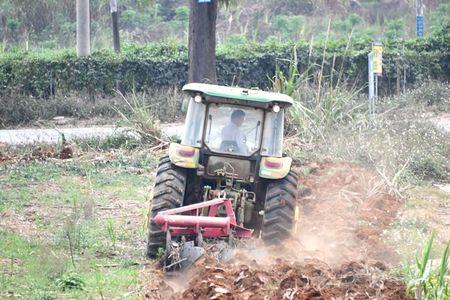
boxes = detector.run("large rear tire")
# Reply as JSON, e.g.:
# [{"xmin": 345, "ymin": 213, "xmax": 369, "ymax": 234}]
[
  {"xmin": 261, "ymin": 170, "xmax": 298, "ymax": 244},
  {"xmin": 146, "ymin": 156, "xmax": 187, "ymax": 258}
]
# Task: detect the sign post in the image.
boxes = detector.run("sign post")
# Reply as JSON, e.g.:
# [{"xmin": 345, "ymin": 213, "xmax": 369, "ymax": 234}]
[
  {"xmin": 368, "ymin": 42, "xmax": 382, "ymax": 118},
  {"xmin": 416, "ymin": 0, "xmax": 424, "ymax": 37},
  {"xmin": 372, "ymin": 42, "xmax": 382, "ymax": 108},
  {"xmin": 368, "ymin": 52, "xmax": 374, "ymax": 116}
]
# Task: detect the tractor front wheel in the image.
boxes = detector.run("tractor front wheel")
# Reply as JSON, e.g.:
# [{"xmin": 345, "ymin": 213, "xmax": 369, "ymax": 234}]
[
  {"xmin": 146, "ymin": 156, "xmax": 187, "ymax": 258},
  {"xmin": 261, "ymin": 170, "xmax": 299, "ymax": 244}
]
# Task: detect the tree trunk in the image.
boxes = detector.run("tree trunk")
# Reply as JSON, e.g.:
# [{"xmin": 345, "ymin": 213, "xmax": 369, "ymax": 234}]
[
  {"xmin": 110, "ymin": 0, "xmax": 120, "ymax": 53},
  {"xmin": 188, "ymin": 0, "xmax": 218, "ymax": 84},
  {"xmin": 76, "ymin": 0, "xmax": 90, "ymax": 57}
]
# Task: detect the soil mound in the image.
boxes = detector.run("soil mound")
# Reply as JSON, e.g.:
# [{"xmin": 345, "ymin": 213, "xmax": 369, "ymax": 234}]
[
  {"xmin": 140, "ymin": 161, "xmax": 406, "ymax": 299},
  {"xmin": 141, "ymin": 256, "xmax": 409, "ymax": 299}
]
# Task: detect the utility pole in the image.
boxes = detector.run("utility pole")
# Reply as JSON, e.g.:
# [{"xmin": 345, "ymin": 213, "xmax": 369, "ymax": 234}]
[
  {"xmin": 76, "ymin": 0, "xmax": 91, "ymax": 57},
  {"xmin": 416, "ymin": 0, "xmax": 424, "ymax": 37},
  {"xmin": 110, "ymin": 0, "xmax": 120, "ymax": 53}
]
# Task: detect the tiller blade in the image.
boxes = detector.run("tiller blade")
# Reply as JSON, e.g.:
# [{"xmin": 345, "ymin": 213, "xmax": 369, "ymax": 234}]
[
  {"xmin": 153, "ymin": 198, "xmax": 253, "ymax": 270},
  {"xmin": 154, "ymin": 198, "xmax": 253, "ymax": 239}
]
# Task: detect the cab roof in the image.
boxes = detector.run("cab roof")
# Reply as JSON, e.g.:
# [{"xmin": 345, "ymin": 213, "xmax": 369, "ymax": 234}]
[{"xmin": 182, "ymin": 83, "xmax": 293, "ymax": 107}]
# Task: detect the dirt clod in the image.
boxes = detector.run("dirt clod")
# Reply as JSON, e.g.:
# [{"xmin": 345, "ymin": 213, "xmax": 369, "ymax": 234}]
[{"xmin": 140, "ymin": 162, "xmax": 408, "ymax": 299}]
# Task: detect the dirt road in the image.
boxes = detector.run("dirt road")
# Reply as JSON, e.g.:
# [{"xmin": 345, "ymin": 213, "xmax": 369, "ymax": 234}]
[{"xmin": 0, "ymin": 123, "xmax": 183, "ymax": 146}]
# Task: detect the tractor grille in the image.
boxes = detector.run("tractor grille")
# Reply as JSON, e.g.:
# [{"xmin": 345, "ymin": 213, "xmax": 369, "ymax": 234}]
[{"xmin": 206, "ymin": 156, "xmax": 252, "ymax": 180}]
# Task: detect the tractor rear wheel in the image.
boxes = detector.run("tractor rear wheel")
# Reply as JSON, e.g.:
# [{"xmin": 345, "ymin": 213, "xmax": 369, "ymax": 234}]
[
  {"xmin": 261, "ymin": 170, "xmax": 298, "ymax": 244},
  {"xmin": 146, "ymin": 156, "xmax": 187, "ymax": 258}
]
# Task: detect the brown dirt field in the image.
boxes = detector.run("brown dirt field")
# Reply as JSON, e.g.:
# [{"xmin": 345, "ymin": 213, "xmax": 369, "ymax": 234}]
[
  {"xmin": 297, "ymin": 161, "xmax": 402, "ymax": 265},
  {"xmin": 140, "ymin": 161, "xmax": 408, "ymax": 299}
]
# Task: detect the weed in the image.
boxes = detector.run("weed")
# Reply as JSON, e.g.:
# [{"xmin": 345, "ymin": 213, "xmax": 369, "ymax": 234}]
[
  {"xmin": 382, "ymin": 81, "xmax": 450, "ymax": 112},
  {"xmin": 405, "ymin": 231, "xmax": 450, "ymax": 299},
  {"xmin": 271, "ymin": 46, "xmax": 367, "ymax": 144},
  {"xmin": 75, "ymin": 134, "xmax": 142, "ymax": 151},
  {"xmin": 55, "ymin": 273, "xmax": 86, "ymax": 291},
  {"xmin": 120, "ymin": 259, "xmax": 139, "ymax": 268},
  {"xmin": 106, "ymin": 219, "xmax": 117, "ymax": 251},
  {"xmin": 115, "ymin": 91, "xmax": 167, "ymax": 146},
  {"xmin": 156, "ymin": 247, "xmax": 165, "ymax": 258},
  {"xmin": 31, "ymin": 290, "xmax": 56, "ymax": 300}
]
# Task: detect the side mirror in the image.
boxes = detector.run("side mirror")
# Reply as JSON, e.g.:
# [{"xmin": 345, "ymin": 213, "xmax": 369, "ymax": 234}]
[{"xmin": 181, "ymin": 98, "xmax": 189, "ymax": 113}]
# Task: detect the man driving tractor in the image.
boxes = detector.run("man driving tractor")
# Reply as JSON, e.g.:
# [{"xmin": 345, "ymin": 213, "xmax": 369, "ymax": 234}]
[{"xmin": 220, "ymin": 109, "xmax": 248, "ymax": 154}]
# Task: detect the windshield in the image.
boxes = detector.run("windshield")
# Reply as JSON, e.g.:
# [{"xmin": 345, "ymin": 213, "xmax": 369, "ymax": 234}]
[{"xmin": 205, "ymin": 104, "xmax": 264, "ymax": 156}]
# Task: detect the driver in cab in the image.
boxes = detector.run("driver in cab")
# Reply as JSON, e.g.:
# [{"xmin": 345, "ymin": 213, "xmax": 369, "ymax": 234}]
[{"xmin": 220, "ymin": 109, "xmax": 247, "ymax": 154}]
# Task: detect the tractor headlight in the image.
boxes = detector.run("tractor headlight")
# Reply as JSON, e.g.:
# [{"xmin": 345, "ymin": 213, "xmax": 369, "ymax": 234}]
[
  {"xmin": 194, "ymin": 94, "xmax": 202, "ymax": 103},
  {"xmin": 272, "ymin": 104, "xmax": 280, "ymax": 113}
]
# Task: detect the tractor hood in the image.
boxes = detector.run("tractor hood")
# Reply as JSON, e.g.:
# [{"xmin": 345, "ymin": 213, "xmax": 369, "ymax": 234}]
[{"xmin": 182, "ymin": 83, "xmax": 293, "ymax": 108}]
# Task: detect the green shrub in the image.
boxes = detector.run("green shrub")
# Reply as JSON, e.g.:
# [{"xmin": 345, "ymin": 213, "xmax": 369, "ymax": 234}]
[
  {"xmin": 0, "ymin": 31, "xmax": 447, "ymax": 98},
  {"xmin": 55, "ymin": 273, "xmax": 85, "ymax": 291},
  {"xmin": 409, "ymin": 156, "xmax": 448, "ymax": 181},
  {"xmin": 405, "ymin": 231, "xmax": 450, "ymax": 299}
]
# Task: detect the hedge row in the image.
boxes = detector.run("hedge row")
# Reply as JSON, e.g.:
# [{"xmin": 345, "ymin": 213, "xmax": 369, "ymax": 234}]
[{"xmin": 0, "ymin": 30, "xmax": 449, "ymax": 97}]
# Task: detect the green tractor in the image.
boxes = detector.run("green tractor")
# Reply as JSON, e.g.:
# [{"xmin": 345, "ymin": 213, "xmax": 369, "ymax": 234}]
[{"xmin": 147, "ymin": 83, "xmax": 299, "ymax": 259}]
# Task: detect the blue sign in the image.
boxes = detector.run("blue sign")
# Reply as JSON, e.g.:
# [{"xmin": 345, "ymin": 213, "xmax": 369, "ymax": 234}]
[
  {"xmin": 198, "ymin": 0, "xmax": 212, "ymax": 3},
  {"xmin": 416, "ymin": 15, "xmax": 424, "ymax": 37}
]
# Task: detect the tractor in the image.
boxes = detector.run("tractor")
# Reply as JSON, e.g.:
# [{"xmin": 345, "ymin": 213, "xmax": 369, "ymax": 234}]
[{"xmin": 147, "ymin": 83, "xmax": 299, "ymax": 263}]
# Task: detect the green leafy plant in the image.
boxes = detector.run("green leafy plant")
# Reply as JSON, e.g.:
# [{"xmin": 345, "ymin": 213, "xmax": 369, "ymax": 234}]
[
  {"xmin": 55, "ymin": 273, "xmax": 86, "ymax": 291},
  {"xmin": 106, "ymin": 218, "xmax": 117, "ymax": 250},
  {"xmin": 114, "ymin": 91, "xmax": 167, "ymax": 146},
  {"xmin": 270, "ymin": 43, "xmax": 367, "ymax": 144},
  {"xmin": 405, "ymin": 231, "xmax": 450, "ymax": 299}
]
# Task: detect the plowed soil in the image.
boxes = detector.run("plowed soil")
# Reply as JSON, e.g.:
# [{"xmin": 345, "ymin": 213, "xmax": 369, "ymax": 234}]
[{"xmin": 140, "ymin": 162, "xmax": 408, "ymax": 299}]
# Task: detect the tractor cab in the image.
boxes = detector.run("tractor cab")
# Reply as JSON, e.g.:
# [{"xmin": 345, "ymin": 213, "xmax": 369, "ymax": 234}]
[{"xmin": 169, "ymin": 83, "xmax": 294, "ymax": 182}]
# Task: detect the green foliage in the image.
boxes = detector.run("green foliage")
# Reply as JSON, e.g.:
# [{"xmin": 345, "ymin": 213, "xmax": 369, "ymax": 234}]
[
  {"xmin": 6, "ymin": 19, "xmax": 20, "ymax": 31},
  {"xmin": 224, "ymin": 34, "xmax": 248, "ymax": 46},
  {"xmin": 272, "ymin": 15, "xmax": 304, "ymax": 41},
  {"xmin": 121, "ymin": 9, "xmax": 139, "ymax": 27},
  {"xmin": 114, "ymin": 91, "xmax": 167, "ymax": 146},
  {"xmin": 0, "ymin": 31, "xmax": 448, "ymax": 99},
  {"xmin": 405, "ymin": 231, "xmax": 450, "ymax": 299},
  {"xmin": 55, "ymin": 273, "xmax": 86, "ymax": 291},
  {"xmin": 106, "ymin": 219, "xmax": 117, "ymax": 250},
  {"xmin": 348, "ymin": 13, "xmax": 362, "ymax": 27},
  {"xmin": 77, "ymin": 134, "xmax": 142, "ymax": 151},
  {"xmin": 385, "ymin": 18, "xmax": 405, "ymax": 40},
  {"xmin": 31, "ymin": 290, "xmax": 56, "ymax": 300},
  {"xmin": 174, "ymin": 6, "xmax": 189, "ymax": 23},
  {"xmin": 430, "ymin": 3, "xmax": 450, "ymax": 35},
  {"xmin": 277, "ymin": 58, "xmax": 364, "ymax": 142}
]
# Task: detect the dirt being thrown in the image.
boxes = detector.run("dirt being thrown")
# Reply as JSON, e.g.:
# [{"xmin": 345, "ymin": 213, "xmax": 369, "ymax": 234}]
[
  {"xmin": 141, "ymin": 255, "xmax": 409, "ymax": 300},
  {"xmin": 297, "ymin": 161, "xmax": 402, "ymax": 265},
  {"xmin": 140, "ymin": 161, "xmax": 406, "ymax": 299}
]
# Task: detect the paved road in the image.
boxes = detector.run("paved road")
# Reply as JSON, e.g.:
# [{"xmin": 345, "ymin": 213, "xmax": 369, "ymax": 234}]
[
  {"xmin": 431, "ymin": 113, "xmax": 450, "ymax": 133},
  {"xmin": 0, "ymin": 114, "xmax": 448, "ymax": 146},
  {"xmin": 0, "ymin": 124, "xmax": 184, "ymax": 146}
]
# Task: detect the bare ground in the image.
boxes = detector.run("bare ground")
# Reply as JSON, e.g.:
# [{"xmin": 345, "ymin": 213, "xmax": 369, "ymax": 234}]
[{"xmin": 140, "ymin": 162, "xmax": 410, "ymax": 299}]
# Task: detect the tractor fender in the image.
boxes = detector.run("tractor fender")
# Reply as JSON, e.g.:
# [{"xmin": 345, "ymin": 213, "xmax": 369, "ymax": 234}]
[
  {"xmin": 168, "ymin": 143, "xmax": 200, "ymax": 169},
  {"xmin": 259, "ymin": 156, "xmax": 292, "ymax": 179}
]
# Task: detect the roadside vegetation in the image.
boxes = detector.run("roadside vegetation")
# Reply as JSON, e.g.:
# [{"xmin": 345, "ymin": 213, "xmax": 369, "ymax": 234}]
[{"xmin": 0, "ymin": 148, "xmax": 159, "ymax": 298}]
